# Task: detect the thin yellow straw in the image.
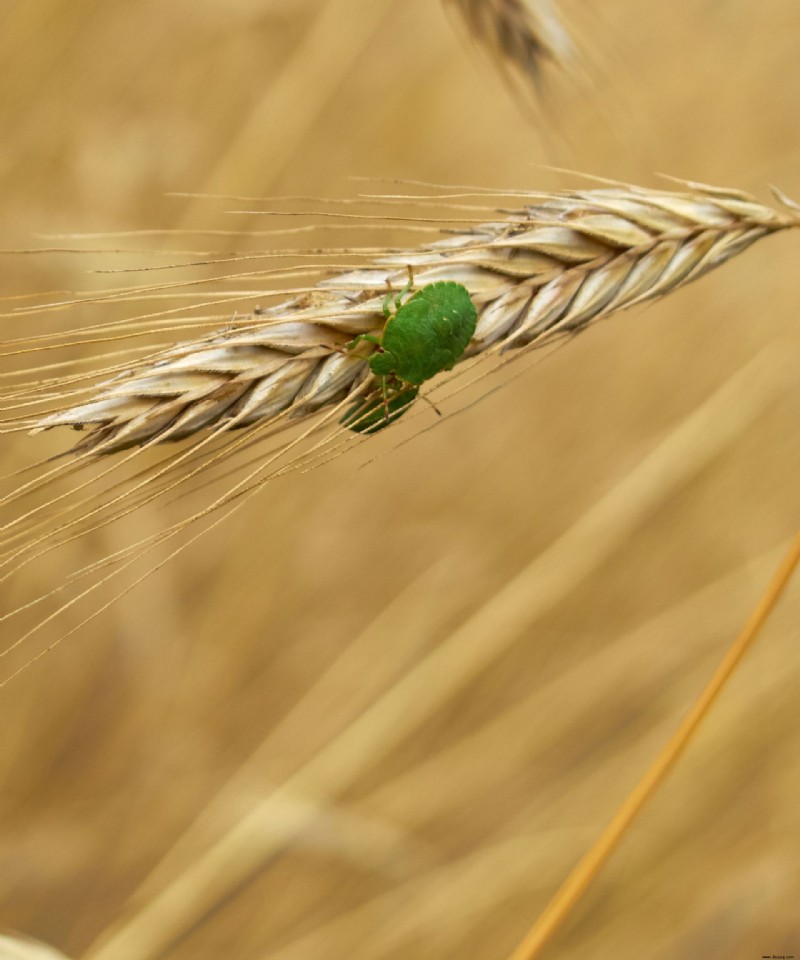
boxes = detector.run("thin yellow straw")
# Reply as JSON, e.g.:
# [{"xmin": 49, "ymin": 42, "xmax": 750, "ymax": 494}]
[{"xmin": 507, "ymin": 529, "xmax": 800, "ymax": 960}]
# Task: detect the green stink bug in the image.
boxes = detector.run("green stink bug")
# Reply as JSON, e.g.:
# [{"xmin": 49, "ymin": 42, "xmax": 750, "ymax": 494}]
[{"xmin": 345, "ymin": 271, "xmax": 477, "ymax": 428}]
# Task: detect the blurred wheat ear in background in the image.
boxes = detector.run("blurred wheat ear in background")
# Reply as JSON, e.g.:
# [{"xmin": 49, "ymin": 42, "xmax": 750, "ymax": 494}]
[{"xmin": 444, "ymin": 0, "xmax": 576, "ymax": 89}]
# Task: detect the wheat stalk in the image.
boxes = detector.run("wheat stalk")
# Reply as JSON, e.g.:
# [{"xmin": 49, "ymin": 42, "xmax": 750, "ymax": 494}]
[{"xmin": 23, "ymin": 180, "xmax": 798, "ymax": 456}]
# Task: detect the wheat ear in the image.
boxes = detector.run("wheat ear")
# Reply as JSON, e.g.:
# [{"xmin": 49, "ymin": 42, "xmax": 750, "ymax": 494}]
[{"xmin": 23, "ymin": 181, "xmax": 798, "ymax": 456}]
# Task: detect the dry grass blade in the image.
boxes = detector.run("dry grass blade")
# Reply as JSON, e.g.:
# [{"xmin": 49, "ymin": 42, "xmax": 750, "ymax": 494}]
[
  {"xmin": 506, "ymin": 529, "xmax": 800, "ymax": 960},
  {"xmin": 13, "ymin": 181, "xmax": 797, "ymax": 457},
  {"xmin": 443, "ymin": 0, "xmax": 575, "ymax": 86}
]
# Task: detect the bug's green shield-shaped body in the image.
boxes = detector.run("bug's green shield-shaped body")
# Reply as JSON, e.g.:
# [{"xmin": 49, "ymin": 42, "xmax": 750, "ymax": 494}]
[
  {"xmin": 368, "ymin": 282, "xmax": 477, "ymax": 385},
  {"xmin": 340, "ymin": 384, "xmax": 419, "ymax": 434}
]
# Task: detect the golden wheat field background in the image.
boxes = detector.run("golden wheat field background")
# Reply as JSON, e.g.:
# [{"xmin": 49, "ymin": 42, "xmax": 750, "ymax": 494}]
[{"xmin": 1, "ymin": 1, "xmax": 800, "ymax": 958}]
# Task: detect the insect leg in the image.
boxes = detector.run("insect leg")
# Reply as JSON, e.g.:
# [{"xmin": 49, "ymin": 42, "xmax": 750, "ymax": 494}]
[
  {"xmin": 419, "ymin": 392, "xmax": 442, "ymax": 417},
  {"xmin": 395, "ymin": 264, "xmax": 415, "ymax": 309},
  {"xmin": 381, "ymin": 376, "xmax": 391, "ymax": 423},
  {"xmin": 381, "ymin": 281, "xmax": 395, "ymax": 319},
  {"xmin": 345, "ymin": 333, "xmax": 382, "ymax": 353}
]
